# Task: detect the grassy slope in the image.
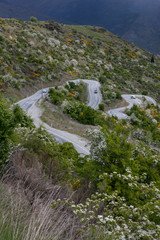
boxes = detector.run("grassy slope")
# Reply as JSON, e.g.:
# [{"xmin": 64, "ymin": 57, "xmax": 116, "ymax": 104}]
[{"xmin": 0, "ymin": 18, "xmax": 159, "ymax": 105}]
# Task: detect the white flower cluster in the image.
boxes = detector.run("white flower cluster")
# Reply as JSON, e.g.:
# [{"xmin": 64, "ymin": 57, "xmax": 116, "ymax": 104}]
[
  {"xmin": 64, "ymin": 59, "xmax": 78, "ymax": 67},
  {"xmin": 48, "ymin": 37, "xmax": 60, "ymax": 48},
  {"xmin": 104, "ymin": 62, "xmax": 113, "ymax": 71},
  {"xmin": 86, "ymin": 128, "xmax": 107, "ymax": 161},
  {"xmin": 24, "ymin": 30, "xmax": 37, "ymax": 38},
  {"xmin": 62, "ymin": 44, "xmax": 68, "ymax": 50},
  {"xmin": 70, "ymin": 59, "xmax": 78, "ymax": 66},
  {"xmin": 99, "ymin": 49, "xmax": 105, "ymax": 56},
  {"xmin": 133, "ymin": 128, "xmax": 145, "ymax": 140},
  {"xmin": 64, "ymin": 190, "xmax": 160, "ymax": 239},
  {"xmin": 77, "ymin": 49, "xmax": 84, "ymax": 55},
  {"xmin": 61, "ymin": 100, "xmax": 78, "ymax": 113},
  {"xmin": 130, "ymin": 113, "xmax": 140, "ymax": 124}
]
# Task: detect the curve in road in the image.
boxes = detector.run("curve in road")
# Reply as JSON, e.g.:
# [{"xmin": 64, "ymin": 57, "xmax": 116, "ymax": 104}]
[
  {"xmin": 108, "ymin": 94, "xmax": 157, "ymax": 119},
  {"xmin": 27, "ymin": 103, "xmax": 90, "ymax": 155},
  {"xmin": 68, "ymin": 79, "xmax": 102, "ymax": 110},
  {"xmin": 17, "ymin": 79, "xmax": 102, "ymax": 155},
  {"xmin": 17, "ymin": 80, "xmax": 158, "ymax": 154}
]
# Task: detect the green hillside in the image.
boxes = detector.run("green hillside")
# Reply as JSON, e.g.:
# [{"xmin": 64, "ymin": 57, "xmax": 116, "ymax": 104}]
[
  {"xmin": 0, "ymin": 18, "xmax": 160, "ymax": 240},
  {"xmin": 0, "ymin": 18, "xmax": 160, "ymax": 102}
]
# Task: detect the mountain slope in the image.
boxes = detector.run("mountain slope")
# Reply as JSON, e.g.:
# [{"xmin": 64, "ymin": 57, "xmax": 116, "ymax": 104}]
[
  {"xmin": 122, "ymin": 13, "xmax": 160, "ymax": 54},
  {"xmin": 0, "ymin": 18, "xmax": 160, "ymax": 240},
  {"xmin": 0, "ymin": 18, "xmax": 160, "ymax": 104}
]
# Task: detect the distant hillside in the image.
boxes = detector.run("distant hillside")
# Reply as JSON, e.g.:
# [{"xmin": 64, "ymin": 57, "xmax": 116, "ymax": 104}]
[
  {"xmin": 1, "ymin": 0, "xmax": 160, "ymax": 53},
  {"xmin": 0, "ymin": 18, "xmax": 160, "ymax": 104}
]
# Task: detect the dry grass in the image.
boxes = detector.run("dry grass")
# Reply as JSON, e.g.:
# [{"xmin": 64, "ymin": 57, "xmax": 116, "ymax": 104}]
[
  {"xmin": 0, "ymin": 148, "xmax": 84, "ymax": 240},
  {"xmin": 0, "ymin": 181, "xmax": 81, "ymax": 240},
  {"xmin": 41, "ymin": 101, "xmax": 95, "ymax": 138},
  {"xmin": 104, "ymin": 97, "xmax": 129, "ymax": 111}
]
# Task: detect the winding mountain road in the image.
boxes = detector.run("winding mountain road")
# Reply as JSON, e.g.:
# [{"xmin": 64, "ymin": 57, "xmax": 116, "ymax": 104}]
[
  {"xmin": 17, "ymin": 79, "xmax": 157, "ymax": 155},
  {"xmin": 17, "ymin": 80, "xmax": 102, "ymax": 155}
]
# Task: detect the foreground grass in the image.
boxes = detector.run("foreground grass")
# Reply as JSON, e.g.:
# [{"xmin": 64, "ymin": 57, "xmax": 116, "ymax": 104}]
[{"xmin": 0, "ymin": 181, "xmax": 76, "ymax": 240}]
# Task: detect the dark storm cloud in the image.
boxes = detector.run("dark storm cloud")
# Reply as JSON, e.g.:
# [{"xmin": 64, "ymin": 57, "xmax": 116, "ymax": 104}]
[{"xmin": 129, "ymin": 0, "xmax": 160, "ymax": 13}]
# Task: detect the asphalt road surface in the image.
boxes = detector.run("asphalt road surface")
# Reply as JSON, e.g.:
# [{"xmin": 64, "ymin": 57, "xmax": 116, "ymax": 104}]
[
  {"xmin": 108, "ymin": 94, "xmax": 157, "ymax": 119},
  {"xmin": 17, "ymin": 81, "xmax": 157, "ymax": 154},
  {"xmin": 68, "ymin": 79, "xmax": 102, "ymax": 109},
  {"xmin": 17, "ymin": 79, "xmax": 102, "ymax": 155}
]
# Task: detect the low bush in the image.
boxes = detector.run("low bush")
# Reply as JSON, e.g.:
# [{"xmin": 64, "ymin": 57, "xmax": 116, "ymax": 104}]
[
  {"xmin": 30, "ymin": 16, "xmax": 38, "ymax": 22},
  {"xmin": 99, "ymin": 103, "xmax": 104, "ymax": 111},
  {"xmin": 49, "ymin": 88, "xmax": 65, "ymax": 105},
  {"xmin": 99, "ymin": 75, "xmax": 106, "ymax": 84},
  {"xmin": 22, "ymin": 128, "xmax": 79, "ymax": 181},
  {"xmin": 62, "ymin": 100, "xmax": 98, "ymax": 125},
  {"xmin": 126, "ymin": 104, "xmax": 160, "ymax": 145}
]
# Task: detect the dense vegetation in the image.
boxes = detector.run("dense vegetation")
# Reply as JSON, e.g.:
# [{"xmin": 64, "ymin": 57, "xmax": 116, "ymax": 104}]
[
  {"xmin": 48, "ymin": 81, "xmax": 101, "ymax": 125},
  {"xmin": 126, "ymin": 104, "xmax": 160, "ymax": 147},
  {"xmin": 0, "ymin": 17, "xmax": 160, "ymax": 240},
  {"xmin": 0, "ymin": 98, "xmax": 33, "ymax": 167},
  {"xmin": 1, "ymin": 91, "xmax": 160, "ymax": 239}
]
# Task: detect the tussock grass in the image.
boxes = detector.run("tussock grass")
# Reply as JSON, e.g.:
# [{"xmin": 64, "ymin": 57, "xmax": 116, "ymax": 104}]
[
  {"xmin": 0, "ymin": 142, "xmax": 112, "ymax": 240},
  {"xmin": 0, "ymin": 182, "xmax": 81, "ymax": 240},
  {"xmin": 0, "ymin": 149, "xmax": 81, "ymax": 240}
]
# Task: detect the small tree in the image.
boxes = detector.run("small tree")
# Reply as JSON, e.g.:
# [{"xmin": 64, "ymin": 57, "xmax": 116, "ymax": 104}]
[
  {"xmin": 99, "ymin": 75, "xmax": 106, "ymax": 84},
  {"xmin": 30, "ymin": 16, "xmax": 38, "ymax": 23},
  {"xmin": 99, "ymin": 103, "xmax": 104, "ymax": 111},
  {"xmin": 151, "ymin": 55, "xmax": 154, "ymax": 63},
  {"xmin": 115, "ymin": 91, "xmax": 121, "ymax": 99}
]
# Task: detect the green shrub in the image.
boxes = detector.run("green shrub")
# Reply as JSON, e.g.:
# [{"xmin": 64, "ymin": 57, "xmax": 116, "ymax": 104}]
[
  {"xmin": 22, "ymin": 128, "xmax": 79, "ymax": 181},
  {"xmin": 69, "ymin": 81, "xmax": 76, "ymax": 89},
  {"xmin": 65, "ymin": 84, "xmax": 70, "ymax": 90},
  {"xmin": 63, "ymin": 100, "xmax": 98, "ymax": 125},
  {"xmin": 30, "ymin": 16, "xmax": 38, "ymax": 22},
  {"xmin": 142, "ymin": 90, "xmax": 148, "ymax": 95},
  {"xmin": 99, "ymin": 103, "xmax": 104, "ymax": 111},
  {"xmin": 115, "ymin": 91, "xmax": 121, "ymax": 99},
  {"xmin": 99, "ymin": 75, "xmax": 106, "ymax": 84},
  {"xmin": 0, "ymin": 98, "xmax": 33, "ymax": 167},
  {"xmin": 126, "ymin": 105, "xmax": 160, "ymax": 145},
  {"xmin": 49, "ymin": 88, "xmax": 65, "ymax": 105},
  {"xmin": 103, "ymin": 70, "xmax": 113, "ymax": 78},
  {"xmin": 0, "ymin": 35, "xmax": 4, "ymax": 42}
]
